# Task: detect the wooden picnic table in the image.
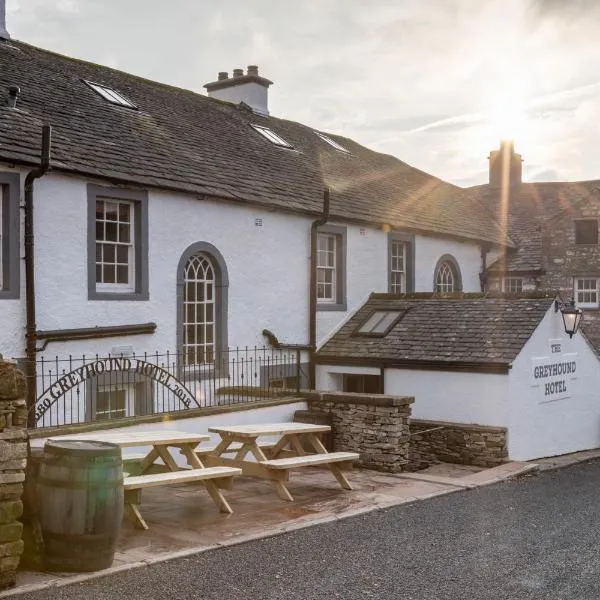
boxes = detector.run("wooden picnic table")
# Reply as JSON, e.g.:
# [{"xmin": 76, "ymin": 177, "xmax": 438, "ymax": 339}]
[
  {"xmin": 201, "ymin": 422, "xmax": 359, "ymax": 502},
  {"xmin": 49, "ymin": 430, "xmax": 241, "ymax": 529}
]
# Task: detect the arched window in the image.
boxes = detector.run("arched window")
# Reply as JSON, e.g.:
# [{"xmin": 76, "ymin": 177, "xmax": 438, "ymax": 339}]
[
  {"xmin": 433, "ymin": 255, "xmax": 462, "ymax": 293},
  {"xmin": 177, "ymin": 243, "xmax": 228, "ymax": 367}
]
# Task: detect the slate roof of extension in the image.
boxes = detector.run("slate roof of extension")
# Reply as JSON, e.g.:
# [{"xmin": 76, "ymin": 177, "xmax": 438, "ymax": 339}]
[
  {"xmin": 465, "ymin": 181, "xmax": 600, "ymax": 272},
  {"xmin": 317, "ymin": 293, "xmax": 555, "ymax": 369},
  {"xmin": 0, "ymin": 39, "xmax": 511, "ymax": 247}
]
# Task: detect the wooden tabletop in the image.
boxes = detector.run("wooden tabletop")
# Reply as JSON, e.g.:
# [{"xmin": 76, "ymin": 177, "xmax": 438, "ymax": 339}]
[
  {"xmin": 208, "ymin": 422, "xmax": 331, "ymax": 438},
  {"xmin": 49, "ymin": 430, "xmax": 210, "ymax": 448}
]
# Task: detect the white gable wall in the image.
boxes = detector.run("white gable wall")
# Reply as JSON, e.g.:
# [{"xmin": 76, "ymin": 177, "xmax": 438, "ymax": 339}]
[{"xmin": 508, "ymin": 307, "xmax": 600, "ymax": 461}]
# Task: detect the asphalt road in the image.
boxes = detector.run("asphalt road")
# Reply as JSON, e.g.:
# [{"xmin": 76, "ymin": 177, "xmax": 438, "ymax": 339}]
[{"xmin": 16, "ymin": 460, "xmax": 600, "ymax": 600}]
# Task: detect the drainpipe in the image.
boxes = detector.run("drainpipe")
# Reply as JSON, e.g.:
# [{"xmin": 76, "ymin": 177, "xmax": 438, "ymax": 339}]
[
  {"xmin": 308, "ymin": 188, "xmax": 330, "ymax": 389},
  {"xmin": 24, "ymin": 125, "xmax": 52, "ymax": 428},
  {"xmin": 479, "ymin": 243, "xmax": 491, "ymax": 292}
]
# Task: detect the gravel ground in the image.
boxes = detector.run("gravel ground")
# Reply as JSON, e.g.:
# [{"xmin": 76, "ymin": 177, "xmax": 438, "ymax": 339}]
[{"xmin": 13, "ymin": 459, "xmax": 600, "ymax": 600}]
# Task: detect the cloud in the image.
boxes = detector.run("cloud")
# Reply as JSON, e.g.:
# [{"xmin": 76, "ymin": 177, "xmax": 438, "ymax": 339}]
[{"xmin": 5, "ymin": 0, "xmax": 600, "ymax": 185}]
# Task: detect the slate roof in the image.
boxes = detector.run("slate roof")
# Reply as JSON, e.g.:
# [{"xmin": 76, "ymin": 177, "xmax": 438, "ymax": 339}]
[
  {"xmin": 465, "ymin": 181, "xmax": 600, "ymax": 272},
  {"xmin": 0, "ymin": 39, "xmax": 511, "ymax": 247},
  {"xmin": 317, "ymin": 293, "xmax": 555, "ymax": 369}
]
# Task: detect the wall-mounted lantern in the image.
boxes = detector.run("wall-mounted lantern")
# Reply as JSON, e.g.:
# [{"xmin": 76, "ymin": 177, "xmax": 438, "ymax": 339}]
[{"xmin": 555, "ymin": 298, "xmax": 583, "ymax": 339}]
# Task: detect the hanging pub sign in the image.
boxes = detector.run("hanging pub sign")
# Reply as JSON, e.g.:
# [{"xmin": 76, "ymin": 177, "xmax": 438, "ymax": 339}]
[
  {"xmin": 35, "ymin": 357, "xmax": 199, "ymax": 421},
  {"xmin": 531, "ymin": 339, "xmax": 577, "ymax": 403}
]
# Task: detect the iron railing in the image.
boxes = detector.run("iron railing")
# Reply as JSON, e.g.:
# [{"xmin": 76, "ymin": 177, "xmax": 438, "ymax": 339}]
[{"xmin": 17, "ymin": 347, "xmax": 305, "ymax": 430}]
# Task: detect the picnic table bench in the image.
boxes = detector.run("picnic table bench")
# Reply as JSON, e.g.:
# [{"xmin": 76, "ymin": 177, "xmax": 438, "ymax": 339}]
[
  {"xmin": 203, "ymin": 423, "xmax": 359, "ymax": 501},
  {"xmin": 50, "ymin": 430, "xmax": 241, "ymax": 530}
]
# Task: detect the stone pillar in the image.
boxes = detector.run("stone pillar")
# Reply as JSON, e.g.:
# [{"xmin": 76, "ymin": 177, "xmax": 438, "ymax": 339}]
[
  {"xmin": 0, "ymin": 359, "xmax": 28, "ymax": 589},
  {"xmin": 304, "ymin": 391, "xmax": 414, "ymax": 473}
]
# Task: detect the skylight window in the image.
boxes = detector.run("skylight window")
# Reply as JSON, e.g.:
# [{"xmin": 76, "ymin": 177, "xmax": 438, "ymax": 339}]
[
  {"xmin": 250, "ymin": 124, "xmax": 293, "ymax": 149},
  {"xmin": 356, "ymin": 310, "xmax": 404, "ymax": 336},
  {"xmin": 315, "ymin": 132, "xmax": 350, "ymax": 153},
  {"xmin": 84, "ymin": 80, "xmax": 137, "ymax": 109}
]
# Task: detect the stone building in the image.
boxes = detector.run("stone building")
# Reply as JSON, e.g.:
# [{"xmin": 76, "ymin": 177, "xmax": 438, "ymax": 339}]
[{"xmin": 465, "ymin": 142, "xmax": 600, "ymax": 346}]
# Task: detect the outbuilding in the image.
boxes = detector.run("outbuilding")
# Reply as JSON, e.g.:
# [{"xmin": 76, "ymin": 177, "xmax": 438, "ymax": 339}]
[{"xmin": 315, "ymin": 293, "xmax": 600, "ymax": 461}]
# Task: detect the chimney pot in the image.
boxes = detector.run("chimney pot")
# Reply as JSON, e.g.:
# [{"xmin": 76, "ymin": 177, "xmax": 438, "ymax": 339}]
[
  {"xmin": 218, "ymin": 71, "xmax": 229, "ymax": 81},
  {"xmin": 233, "ymin": 68, "xmax": 244, "ymax": 78},
  {"xmin": 247, "ymin": 65, "xmax": 259, "ymax": 76}
]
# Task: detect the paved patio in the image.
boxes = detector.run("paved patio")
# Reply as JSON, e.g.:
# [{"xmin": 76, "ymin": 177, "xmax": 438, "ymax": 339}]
[{"xmin": 9, "ymin": 459, "xmax": 538, "ymax": 596}]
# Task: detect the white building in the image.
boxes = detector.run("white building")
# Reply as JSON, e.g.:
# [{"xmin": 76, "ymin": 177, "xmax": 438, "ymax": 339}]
[
  {"xmin": 316, "ymin": 294, "xmax": 599, "ymax": 461},
  {"xmin": 0, "ymin": 17, "xmax": 511, "ymax": 427}
]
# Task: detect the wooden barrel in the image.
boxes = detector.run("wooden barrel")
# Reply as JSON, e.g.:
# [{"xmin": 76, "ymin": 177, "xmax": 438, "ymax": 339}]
[{"xmin": 37, "ymin": 440, "xmax": 124, "ymax": 572}]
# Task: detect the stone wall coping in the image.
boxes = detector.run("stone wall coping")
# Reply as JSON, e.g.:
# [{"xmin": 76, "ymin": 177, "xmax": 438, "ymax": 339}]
[
  {"xmin": 302, "ymin": 391, "xmax": 414, "ymax": 407},
  {"xmin": 410, "ymin": 418, "xmax": 507, "ymax": 433}
]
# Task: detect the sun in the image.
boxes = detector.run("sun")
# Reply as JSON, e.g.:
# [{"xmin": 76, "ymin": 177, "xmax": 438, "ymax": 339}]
[{"xmin": 486, "ymin": 91, "xmax": 530, "ymax": 143}]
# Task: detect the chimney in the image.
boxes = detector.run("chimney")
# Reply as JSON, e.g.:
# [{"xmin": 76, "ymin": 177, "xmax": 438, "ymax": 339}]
[
  {"xmin": 488, "ymin": 140, "xmax": 523, "ymax": 188},
  {"xmin": 0, "ymin": 0, "xmax": 10, "ymax": 40},
  {"xmin": 204, "ymin": 65, "xmax": 273, "ymax": 117}
]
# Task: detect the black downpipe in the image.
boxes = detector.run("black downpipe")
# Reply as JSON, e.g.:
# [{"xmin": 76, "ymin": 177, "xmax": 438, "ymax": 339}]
[
  {"xmin": 25, "ymin": 125, "xmax": 52, "ymax": 428},
  {"xmin": 308, "ymin": 188, "xmax": 330, "ymax": 389}
]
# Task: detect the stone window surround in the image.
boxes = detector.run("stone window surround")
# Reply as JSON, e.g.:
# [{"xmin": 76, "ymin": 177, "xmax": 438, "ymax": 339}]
[
  {"xmin": 433, "ymin": 254, "xmax": 463, "ymax": 292},
  {"xmin": 0, "ymin": 172, "xmax": 20, "ymax": 300},
  {"xmin": 388, "ymin": 232, "xmax": 415, "ymax": 293},
  {"xmin": 87, "ymin": 184, "xmax": 149, "ymax": 301},
  {"xmin": 317, "ymin": 224, "xmax": 347, "ymax": 312},
  {"xmin": 176, "ymin": 241, "xmax": 229, "ymax": 379}
]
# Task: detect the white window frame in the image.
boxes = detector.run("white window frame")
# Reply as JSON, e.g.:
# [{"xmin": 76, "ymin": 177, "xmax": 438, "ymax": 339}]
[
  {"xmin": 95, "ymin": 198, "xmax": 135, "ymax": 294},
  {"xmin": 390, "ymin": 239, "xmax": 406, "ymax": 293},
  {"xmin": 250, "ymin": 124, "xmax": 294, "ymax": 149},
  {"xmin": 436, "ymin": 262, "xmax": 455, "ymax": 293},
  {"xmin": 84, "ymin": 80, "xmax": 137, "ymax": 109},
  {"xmin": 95, "ymin": 383, "xmax": 135, "ymax": 420},
  {"xmin": 575, "ymin": 278, "xmax": 599, "ymax": 308},
  {"xmin": 317, "ymin": 233, "xmax": 337, "ymax": 303},
  {"xmin": 315, "ymin": 132, "xmax": 350, "ymax": 153},
  {"xmin": 182, "ymin": 253, "xmax": 217, "ymax": 366},
  {"xmin": 502, "ymin": 277, "xmax": 523, "ymax": 293}
]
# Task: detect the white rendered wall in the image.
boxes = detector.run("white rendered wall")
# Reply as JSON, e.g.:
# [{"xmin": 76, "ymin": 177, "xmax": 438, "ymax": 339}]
[
  {"xmin": 414, "ymin": 235, "xmax": 482, "ymax": 293},
  {"xmin": 316, "ymin": 224, "xmax": 386, "ymax": 344},
  {"xmin": 385, "ymin": 368, "xmax": 509, "ymax": 425},
  {"xmin": 316, "ymin": 364, "xmax": 509, "ymax": 425},
  {"xmin": 207, "ymin": 81, "xmax": 269, "ymax": 116},
  {"xmin": 0, "ymin": 165, "xmax": 488, "ymax": 361},
  {"xmin": 31, "ymin": 400, "xmax": 307, "ymax": 468},
  {"xmin": 508, "ymin": 308, "xmax": 600, "ymax": 460}
]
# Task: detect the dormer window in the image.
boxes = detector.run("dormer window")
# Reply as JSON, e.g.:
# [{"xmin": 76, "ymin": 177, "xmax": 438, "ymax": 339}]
[
  {"xmin": 574, "ymin": 219, "xmax": 598, "ymax": 245},
  {"xmin": 84, "ymin": 80, "xmax": 137, "ymax": 109},
  {"xmin": 250, "ymin": 124, "xmax": 293, "ymax": 149},
  {"xmin": 315, "ymin": 132, "xmax": 349, "ymax": 153}
]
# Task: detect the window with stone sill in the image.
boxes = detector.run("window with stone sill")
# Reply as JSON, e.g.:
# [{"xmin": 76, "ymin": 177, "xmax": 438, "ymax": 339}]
[
  {"xmin": 87, "ymin": 185, "xmax": 149, "ymax": 301},
  {"xmin": 575, "ymin": 278, "xmax": 599, "ymax": 308},
  {"xmin": 316, "ymin": 225, "xmax": 346, "ymax": 311}
]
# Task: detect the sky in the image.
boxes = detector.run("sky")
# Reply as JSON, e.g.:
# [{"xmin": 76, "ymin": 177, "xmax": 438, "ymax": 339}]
[{"xmin": 5, "ymin": 0, "xmax": 600, "ymax": 187}]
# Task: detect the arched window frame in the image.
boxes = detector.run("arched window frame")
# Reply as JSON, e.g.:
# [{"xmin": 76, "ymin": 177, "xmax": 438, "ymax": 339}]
[
  {"xmin": 177, "ymin": 242, "xmax": 229, "ymax": 376},
  {"xmin": 433, "ymin": 254, "xmax": 463, "ymax": 293}
]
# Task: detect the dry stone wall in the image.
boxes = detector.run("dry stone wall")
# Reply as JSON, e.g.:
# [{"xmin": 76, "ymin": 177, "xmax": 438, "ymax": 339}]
[
  {"xmin": 304, "ymin": 391, "xmax": 414, "ymax": 473},
  {"xmin": 0, "ymin": 359, "xmax": 27, "ymax": 589},
  {"xmin": 407, "ymin": 419, "xmax": 507, "ymax": 471}
]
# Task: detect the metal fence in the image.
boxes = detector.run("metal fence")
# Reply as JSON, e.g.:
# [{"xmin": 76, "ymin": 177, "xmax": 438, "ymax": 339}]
[{"xmin": 19, "ymin": 347, "xmax": 305, "ymax": 430}]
